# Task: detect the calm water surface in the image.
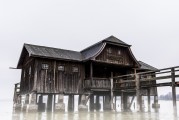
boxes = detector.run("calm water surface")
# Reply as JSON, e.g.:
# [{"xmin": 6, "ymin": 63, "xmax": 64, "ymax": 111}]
[{"xmin": 0, "ymin": 100, "xmax": 179, "ymax": 120}]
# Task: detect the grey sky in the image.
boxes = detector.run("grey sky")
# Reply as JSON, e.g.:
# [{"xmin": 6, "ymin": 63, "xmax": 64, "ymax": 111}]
[{"xmin": 0, "ymin": 0, "xmax": 179, "ymax": 99}]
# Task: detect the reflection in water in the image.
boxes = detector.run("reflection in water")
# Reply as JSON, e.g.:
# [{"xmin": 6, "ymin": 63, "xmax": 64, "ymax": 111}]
[{"xmin": 12, "ymin": 110, "xmax": 172, "ymax": 120}]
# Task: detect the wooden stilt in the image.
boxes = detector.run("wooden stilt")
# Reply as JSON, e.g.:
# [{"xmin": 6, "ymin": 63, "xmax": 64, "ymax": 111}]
[
  {"xmin": 38, "ymin": 95, "xmax": 45, "ymax": 112},
  {"xmin": 115, "ymin": 96, "xmax": 117, "ymax": 111},
  {"xmin": 47, "ymin": 94, "xmax": 53, "ymax": 111},
  {"xmin": 135, "ymin": 69, "xmax": 141, "ymax": 112},
  {"xmin": 68, "ymin": 95, "xmax": 74, "ymax": 112},
  {"xmin": 110, "ymin": 72, "xmax": 114, "ymax": 110},
  {"xmin": 90, "ymin": 95, "xmax": 94, "ymax": 111},
  {"xmin": 147, "ymin": 89, "xmax": 151, "ymax": 112},
  {"xmin": 96, "ymin": 95, "xmax": 100, "ymax": 111},
  {"xmin": 171, "ymin": 68, "xmax": 177, "ymax": 116},
  {"xmin": 129, "ymin": 96, "xmax": 135, "ymax": 109}
]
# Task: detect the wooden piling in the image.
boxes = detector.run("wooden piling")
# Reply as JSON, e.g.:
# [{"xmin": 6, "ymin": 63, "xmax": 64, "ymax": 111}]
[
  {"xmin": 47, "ymin": 94, "xmax": 53, "ymax": 111},
  {"xmin": 147, "ymin": 89, "xmax": 151, "ymax": 112},
  {"xmin": 171, "ymin": 68, "xmax": 177, "ymax": 115},
  {"xmin": 96, "ymin": 95, "xmax": 100, "ymax": 111},
  {"xmin": 68, "ymin": 95, "xmax": 74, "ymax": 112},
  {"xmin": 110, "ymin": 72, "xmax": 114, "ymax": 110},
  {"xmin": 90, "ymin": 95, "xmax": 94, "ymax": 111},
  {"xmin": 38, "ymin": 95, "xmax": 46, "ymax": 112},
  {"xmin": 135, "ymin": 69, "xmax": 141, "ymax": 112}
]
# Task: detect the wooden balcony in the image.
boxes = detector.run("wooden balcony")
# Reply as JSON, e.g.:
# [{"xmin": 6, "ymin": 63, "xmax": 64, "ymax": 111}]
[{"xmin": 84, "ymin": 78, "xmax": 111, "ymax": 89}]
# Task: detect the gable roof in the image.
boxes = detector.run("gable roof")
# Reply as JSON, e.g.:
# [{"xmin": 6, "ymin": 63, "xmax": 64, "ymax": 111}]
[
  {"xmin": 17, "ymin": 36, "xmax": 140, "ymax": 68},
  {"xmin": 81, "ymin": 35, "xmax": 131, "ymax": 60},
  {"xmin": 102, "ymin": 35, "xmax": 131, "ymax": 47},
  {"xmin": 24, "ymin": 44, "xmax": 83, "ymax": 61},
  {"xmin": 138, "ymin": 61, "xmax": 158, "ymax": 71}
]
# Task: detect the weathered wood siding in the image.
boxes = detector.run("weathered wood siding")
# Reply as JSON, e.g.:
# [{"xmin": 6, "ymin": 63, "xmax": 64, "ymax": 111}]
[
  {"xmin": 20, "ymin": 54, "xmax": 35, "ymax": 94},
  {"xmin": 95, "ymin": 44, "xmax": 135, "ymax": 66},
  {"xmin": 33, "ymin": 58, "xmax": 85, "ymax": 94}
]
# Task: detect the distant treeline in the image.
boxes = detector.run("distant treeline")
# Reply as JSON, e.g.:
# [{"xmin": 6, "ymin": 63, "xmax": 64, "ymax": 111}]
[{"xmin": 159, "ymin": 92, "xmax": 179, "ymax": 100}]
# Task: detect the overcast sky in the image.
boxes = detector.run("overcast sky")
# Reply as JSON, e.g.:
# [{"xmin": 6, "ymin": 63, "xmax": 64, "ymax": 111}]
[{"xmin": 0, "ymin": 0, "xmax": 179, "ymax": 100}]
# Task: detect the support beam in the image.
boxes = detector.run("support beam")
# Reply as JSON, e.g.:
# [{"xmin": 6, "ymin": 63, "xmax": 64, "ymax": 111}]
[
  {"xmin": 47, "ymin": 94, "xmax": 53, "ymax": 112},
  {"xmin": 55, "ymin": 94, "xmax": 65, "ymax": 112},
  {"xmin": 89, "ymin": 95, "xmax": 94, "ymax": 111},
  {"xmin": 26, "ymin": 92, "xmax": 38, "ymax": 112},
  {"xmin": 110, "ymin": 72, "xmax": 114, "ymax": 110},
  {"xmin": 68, "ymin": 95, "xmax": 74, "ymax": 112},
  {"xmin": 38, "ymin": 95, "xmax": 45, "ymax": 112},
  {"xmin": 128, "ymin": 96, "xmax": 135, "ymax": 109},
  {"xmin": 171, "ymin": 68, "xmax": 177, "ymax": 116},
  {"xmin": 103, "ymin": 95, "xmax": 111, "ymax": 110},
  {"xmin": 23, "ymin": 94, "xmax": 29, "ymax": 111},
  {"xmin": 90, "ymin": 62, "xmax": 93, "ymax": 87},
  {"xmin": 135, "ymin": 69, "xmax": 141, "ymax": 112},
  {"xmin": 78, "ymin": 94, "xmax": 88, "ymax": 111},
  {"xmin": 121, "ymin": 92, "xmax": 129, "ymax": 111},
  {"xmin": 147, "ymin": 89, "xmax": 151, "ymax": 112},
  {"xmin": 96, "ymin": 95, "xmax": 100, "ymax": 111}
]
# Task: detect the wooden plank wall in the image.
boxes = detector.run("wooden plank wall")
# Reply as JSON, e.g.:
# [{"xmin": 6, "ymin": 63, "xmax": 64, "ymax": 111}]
[
  {"xmin": 95, "ymin": 44, "xmax": 134, "ymax": 66},
  {"xmin": 32, "ymin": 58, "xmax": 85, "ymax": 94}
]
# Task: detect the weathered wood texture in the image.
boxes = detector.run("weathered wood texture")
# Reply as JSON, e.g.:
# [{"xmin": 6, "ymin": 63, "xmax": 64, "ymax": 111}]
[
  {"xmin": 20, "ymin": 57, "xmax": 85, "ymax": 94},
  {"xmin": 95, "ymin": 44, "xmax": 135, "ymax": 66}
]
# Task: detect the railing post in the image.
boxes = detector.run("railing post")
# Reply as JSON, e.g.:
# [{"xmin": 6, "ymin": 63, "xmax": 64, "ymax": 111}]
[{"xmin": 171, "ymin": 68, "xmax": 177, "ymax": 116}]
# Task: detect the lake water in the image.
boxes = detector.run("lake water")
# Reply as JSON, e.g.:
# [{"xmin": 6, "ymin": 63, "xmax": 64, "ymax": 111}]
[{"xmin": 0, "ymin": 100, "xmax": 179, "ymax": 120}]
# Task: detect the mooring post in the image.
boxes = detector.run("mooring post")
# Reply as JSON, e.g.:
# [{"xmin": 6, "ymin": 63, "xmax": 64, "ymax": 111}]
[
  {"xmin": 171, "ymin": 68, "xmax": 177, "ymax": 116},
  {"xmin": 135, "ymin": 69, "xmax": 141, "ymax": 112},
  {"xmin": 147, "ymin": 89, "xmax": 151, "ymax": 112}
]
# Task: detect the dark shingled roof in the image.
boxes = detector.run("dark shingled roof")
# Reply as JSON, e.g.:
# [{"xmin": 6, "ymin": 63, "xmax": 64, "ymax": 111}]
[
  {"xmin": 139, "ymin": 61, "xmax": 158, "ymax": 71},
  {"xmin": 81, "ymin": 42, "xmax": 104, "ymax": 60},
  {"xmin": 24, "ymin": 44, "xmax": 83, "ymax": 61},
  {"xmin": 102, "ymin": 35, "xmax": 130, "ymax": 46},
  {"xmin": 17, "ymin": 36, "xmax": 138, "ymax": 68},
  {"xmin": 81, "ymin": 35, "xmax": 131, "ymax": 60}
]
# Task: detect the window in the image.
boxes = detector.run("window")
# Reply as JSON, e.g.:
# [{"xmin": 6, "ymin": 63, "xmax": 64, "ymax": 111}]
[
  {"xmin": 107, "ymin": 48, "xmax": 112, "ymax": 54},
  {"xmin": 42, "ymin": 64, "xmax": 49, "ymax": 70},
  {"xmin": 29, "ymin": 66, "xmax": 31, "ymax": 75},
  {"xmin": 118, "ymin": 50, "xmax": 121, "ymax": 55},
  {"xmin": 58, "ymin": 65, "xmax": 65, "ymax": 71},
  {"xmin": 72, "ymin": 67, "xmax": 79, "ymax": 72}
]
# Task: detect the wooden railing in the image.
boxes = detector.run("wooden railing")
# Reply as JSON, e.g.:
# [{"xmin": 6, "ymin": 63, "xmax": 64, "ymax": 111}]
[{"xmin": 84, "ymin": 78, "xmax": 111, "ymax": 89}]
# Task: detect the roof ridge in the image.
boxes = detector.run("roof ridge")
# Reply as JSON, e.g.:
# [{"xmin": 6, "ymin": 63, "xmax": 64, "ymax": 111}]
[{"xmin": 24, "ymin": 43, "xmax": 81, "ymax": 53}]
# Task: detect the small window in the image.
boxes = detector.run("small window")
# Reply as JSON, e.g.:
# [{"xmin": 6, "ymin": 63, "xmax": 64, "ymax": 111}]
[
  {"xmin": 58, "ymin": 65, "xmax": 65, "ymax": 71},
  {"xmin": 42, "ymin": 64, "xmax": 49, "ymax": 70},
  {"xmin": 118, "ymin": 50, "xmax": 121, "ymax": 55},
  {"xmin": 107, "ymin": 48, "xmax": 112, "ymax": 54},
  {"xmin": 29, "ymin": 67, "xmax": 31, "ymax": 75},
  {"xmin": 72, "ymin": 67, "xmax": 79, "ymax": 72}
]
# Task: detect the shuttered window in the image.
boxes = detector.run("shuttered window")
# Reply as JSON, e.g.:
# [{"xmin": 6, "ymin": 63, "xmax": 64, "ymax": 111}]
[
  {"xmin": 72, "ymin": 67, "xmax": 79, "ymax": 72},
  {"xmin": 42, "ymin": 64, "xmax": 49, "ymax": 70},
  {"xmin": 58, "ymin": 65, "xmax": 65, "ymax": 71}
]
